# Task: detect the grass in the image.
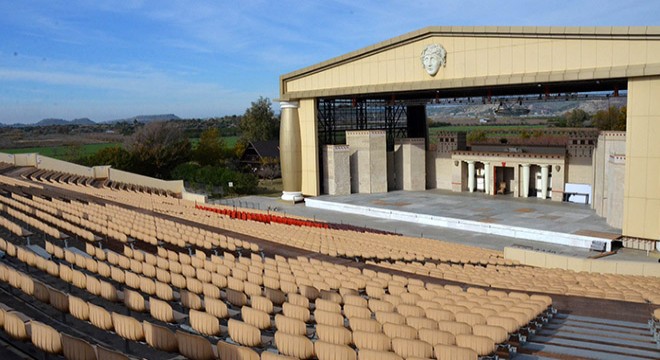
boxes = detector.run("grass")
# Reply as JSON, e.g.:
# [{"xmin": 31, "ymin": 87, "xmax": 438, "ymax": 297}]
[
  {"xmin": 190, "ymin": 136, "xmax": 240, "ymax": 149},
  {"xmin": 0, "ymin": 143, "xmax": 122, "ymax": 160}
]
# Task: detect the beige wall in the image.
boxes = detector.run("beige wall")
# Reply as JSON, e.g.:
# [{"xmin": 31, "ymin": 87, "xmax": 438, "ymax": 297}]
[
  {"xmin": 427, "ymin": 152, "xmax": 454, "ymax": 190},
  {"xmin": 298, "ymin": 99, "xmax": 320, "ymax": 196},
  {"xmin": 624, "ymin": 76, "xmax": 660, "ymax": 240},
  {"xmin": 0, "ymin": 153, "xmax": 15, "ymax": 164},
  {"xmin": 182, "ymin": 190, "xmax": 207, "ymax": 203},
  {"xmin": 37, "ymin": 155, "xmax": 96, "ymax": 178},
  {"xmin": 108, "ymin": 168, "xmax": 183, "ymax": 193},
  {"xmin": 13, "ymin": 153, "xmax": 37, "ymax": 167},
  {"xmin": 592, "ymin": 132, "xmax": 626, "ymax": 226},
  {"xmin": 565, "ymin": 156, "xmax": 593, "ymax": 185},
  {"xmin": 504, "ymin": 247, "xmax": 660, "ymax": 277},
  {"xmin": 283, "ymin": 27, "xmax": 660, "ymax": 99}
]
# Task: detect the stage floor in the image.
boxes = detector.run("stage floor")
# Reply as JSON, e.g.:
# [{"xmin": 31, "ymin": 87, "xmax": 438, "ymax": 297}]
[{"xmin": 225, "ymin": 190, "xmax": 658, "ymax": 263}]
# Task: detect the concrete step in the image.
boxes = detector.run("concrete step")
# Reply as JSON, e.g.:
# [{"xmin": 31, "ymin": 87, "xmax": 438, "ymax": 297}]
[{"xmin": 528, "ymin": 336, "xmax": 660, "ymax": 359}]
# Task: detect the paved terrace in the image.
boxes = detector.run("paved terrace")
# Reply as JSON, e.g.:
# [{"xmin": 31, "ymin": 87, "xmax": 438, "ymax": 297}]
[{"xmin": 225, "ymin": 190, "xmax": 658, "ymax": 263}]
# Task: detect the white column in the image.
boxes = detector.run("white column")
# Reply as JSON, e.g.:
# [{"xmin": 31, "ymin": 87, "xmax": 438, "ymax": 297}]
[
  {"xmin": 540, "ymin": 164, "xmax": 549, "ymax": 199},
  {"xmin": 467, "ymin": 161, "xmax": 475, "ymax": 193},
  {"xmin": 279, "ymin": 101, "xmax": 304, "ymax": 202},
  {"xmin": 484, "ymin": 162, "xmax": 491, "ymax": 195},
  {"xmin": 521, "ymin": 163, "xmax": 530, "ymax": 198}
]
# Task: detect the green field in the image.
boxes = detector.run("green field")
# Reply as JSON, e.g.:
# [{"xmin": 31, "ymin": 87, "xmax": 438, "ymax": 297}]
[
  {"xmin": 429, "ymin": 124, "xmax": 547, "ymax": 133},
  {"xmin": 0, "ymin": 143, "xmax": 122, "ymax": 160}
]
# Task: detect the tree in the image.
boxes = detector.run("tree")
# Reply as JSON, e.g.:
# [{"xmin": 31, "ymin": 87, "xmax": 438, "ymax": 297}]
[
  {"xmin": 239, "ymin": 96, "xmax": 278, "ymax": 143},
  {"xmin": 194, "ymin": 128, "xmax": 226, "ymax": 166},
  {"xmin": 257, "ymin": 156, "xmax": 281, "ymax": 183},
  {"xmin": 127, "ymin": 121, "xmax": 192, "ymax": 179},
  {"xmin": 563, "ymin": 109, "xmax": 590, "ymax": 127},
  {"xmin": 81, "ymin": 146, "xmax": 134, "ymax": 170},
  {"xmin": 593, "ymin": 106, "xmax": 626, "ymax": 131}
]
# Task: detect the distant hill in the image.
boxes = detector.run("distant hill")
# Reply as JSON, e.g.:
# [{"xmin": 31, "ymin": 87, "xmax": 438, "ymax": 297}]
[
  {"xmin": 105, "ymin": 114, "xmax": 181, "ymax": 124},
  {"xmin": 34, "ymin": 118, "xmax": 96, "ymax": 126}
]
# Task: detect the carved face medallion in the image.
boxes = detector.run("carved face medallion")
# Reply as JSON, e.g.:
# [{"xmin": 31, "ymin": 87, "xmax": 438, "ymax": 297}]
[{"xmin": 420, "ymin": 44, "xmax": 447, "ymax": 76}]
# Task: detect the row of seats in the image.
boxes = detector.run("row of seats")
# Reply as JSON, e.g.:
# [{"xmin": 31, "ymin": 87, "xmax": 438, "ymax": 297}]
[{"xmin": 0, "ymin": 300, "xmax": 132, "ymax": 360}]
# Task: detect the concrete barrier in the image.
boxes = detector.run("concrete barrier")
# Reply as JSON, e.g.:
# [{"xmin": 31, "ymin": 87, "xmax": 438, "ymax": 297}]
[{"xmin": 504, "ymin": 247, "xmax": 660, "ymax": 277}]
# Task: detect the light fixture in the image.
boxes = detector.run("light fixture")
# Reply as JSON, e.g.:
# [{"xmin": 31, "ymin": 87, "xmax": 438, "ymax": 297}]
[{"xmin": 555, "ymin": 165, "xmax": 561, "ymax": 172}]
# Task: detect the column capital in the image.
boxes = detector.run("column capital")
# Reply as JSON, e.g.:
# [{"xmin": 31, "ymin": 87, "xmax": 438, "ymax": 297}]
[
  {"xmin": 521, "ymin": 163, "xmax": 531, "ymax": 168},
  {"xmin": 279, "ymin": 101, "xmax": 299, "ymax": 109},
  {"xmin": 466, "ymin": 160, "xmax": 475, "ymax": 165},
  {"xmin": 538, "ymin": 164, "xmax": 549, "ymax": 168}
]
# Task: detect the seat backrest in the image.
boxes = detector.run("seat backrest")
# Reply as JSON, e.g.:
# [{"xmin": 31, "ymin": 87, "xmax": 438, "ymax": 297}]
[
  {"xmin": 96, "ymin": 344, "xmax": 130, "ymax": 360},
  {"xmin": 391, "ymin": 338, "xmax": 433, "ymax": 359},
  {"xmin": 227, "ymin": 318, "xmax": 262, "ymax": 347},
  {"xmin": 344, "ymin": 304, "xmax": 371, "ymax": 319},
  {"xmin": 68, "ymin": 295, "xmax": 90, "ymax": 321},
  {"xmin": 88, "ymin": 302, "xmax": 113, "ymax": 330},
  {"xmin": 314, "ymin": 341, "xmax": 356, "ymax": 360},
  {"xmin": 316, "ymin": 324, "xmax": 352, "ymax": 345},
  {"xmin": 204, "ymin": 297, "xmax": 229, "ymax": 319},
  {"xmin": 143, "ymin": 321, "xmax": 178, "ymax": 352},
  {"xmin": 374, "ymin": 311, "xmax": 405, "ymax": 325},
  {"xmin": 180, "ymin": 290, "xmax": 203, "ymax": 310},
  {"xmin": 274, "ymin": 331, "xmax": 314, "ymax": 359},
  {"xmin": 264, "ymin": 287, "xmax": 286, "ymax": 305},
  {"xmin": 124, "ymin": 289, "xmax": 146, "ymax": 312},
  {"xmin": 433, "ymin": 344, "xmax": 478, "ymax": 360},
  {"xmin": 282, "ymin": 302, "xmax": 310, "ymax": 322},
  {"xmin": 287, "ymin": 293, "xmax": 309, "ymax": 308},
  {"xmin": 32, "ymin": 279, "xmax": 50, "ymax": 303},
  {"xmin": 455, "ymin": 312, "xmax": 486, "ymax": 327},
  {"xmin": 356, "ymin": 349, "xmax": 403, "ymax": 360},
  {"xmin": 455, "ymin": 334, "xmax": 496, "ymax": 356},
  {"xmin": 251, "ymin": 295, "xmax": 274, "ymax": 314},
  {"xmin": 343, "ymin": 294, "xmax": 368, "ymax": 307},
  {"xmin": 406, "ymin": 316, "xmax": 438, "ymax": 331},
  {"xmin": 352, "ymin": 331, "xmax": 391, "ymax": 351},
  {"xmin": 4, "ymin": 310, "xmax": 31, "ymax": 340},
  {"xmin": 241, "ymin": 306, "xmax": 271, "ymax": 330},
  {"xmin": 395, "ymin": 304, "xmax": 425, "ymax": 318},
  {"xmin": 111, "ymin": 312, "xmax": 145, "ymax": 341},
  {"xmin": 274, "ymin": 314, "xmax": 306, "ymax": 336},
  {"xmin": 30, "ymin": 320, "xmax": 62, "ymax": 355},
  {"xmin": 48, "ymin": 286, "xmax": 69, "ymax": 313},
  {"xmin": 189, "ymin": 309, "xmax": 221, "ymax": 336},
  {"xmin": 418, "ymin": 328, "xmax": 455, "ymax": 346},
  {"xmin": 226, "ymin": 288, "xmax": 248, "ymax": 307},
  {"xmin": 348, "ymin": 317, "xmax": 382, "ymax": 333},
  {"xmin": 217, "ymin": 340, "xmax": 259, "ymax": 360},
  {"xmin": 436, "ymin": 320, "xmax": 472, "ymax": 336},
  {"xmin": 368, "ymin": 299, "xmax": 394, "ymax": 313},
  {"xmin": 149, "ymin": 297, "xmax": 174, "ymax": 323},
  {"xmin": 61, "ymin": 333, "xmax": 96, "ymax": 360},
  {"xmin": 472, "ymin": 324, "xmax": 508, "ymax": 344},
  {"xmin": 175, "ymin": 330, "xmax": 216, "ymax": 360},
  {"xmin": 383, "ymin": 323, "xmax": 417, "ymax": 340},
  {"xmin": 314, "ymin": 309, "xmax": 344, "ymax": 327}
]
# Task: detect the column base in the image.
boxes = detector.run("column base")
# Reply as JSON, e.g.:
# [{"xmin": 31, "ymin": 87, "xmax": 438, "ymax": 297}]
[{"xmin": 281, "ymin": 191, "xmax": 304, "ymax": 202}]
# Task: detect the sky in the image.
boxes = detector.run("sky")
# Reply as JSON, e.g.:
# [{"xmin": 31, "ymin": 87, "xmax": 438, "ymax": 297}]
[{"xmin": 0, "ymin": 0, "xmax": 658, "ymax": 124}]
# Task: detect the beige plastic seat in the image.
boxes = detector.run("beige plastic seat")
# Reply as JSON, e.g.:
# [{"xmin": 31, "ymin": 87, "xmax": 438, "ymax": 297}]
[
  {"xmin": 190, "ymin": 309, "xmax": 222, "ymax": 336},
  {"xmin": 455, "ymin": 334, "xmax": 496, "ymax": 356},
  {"xmin": 149, "ymin": 297, "xmax": 187, "ymax": 323},
  {"xmin": 418, "ymin": 328, "xmax": 456, "ymax": 346},
  {"xmin": 274, "ymin": 331, "xmax": 314, "ymax": 359},
  {"xmin": 352, "ymin": 331, "xmax": 391, "ymax": 351},
  {"xmin": 251, "ymin": 295, "xmax": 275, "ymax": 314},
  {"xmin": 261, "ymin": 350, "xmax": 298, "ymax": 360},
  {"xmin": 226, "ymin": 288, "xmax": 249, "ymax": 308},
  {"xmin": 472, "ymin": 324, "xmax": 509, "ymax": 344},
  {"xmin": 383, "ymin": 323, "xmax": 417, "ymax": 340},
  {"xmin": 357, "ymin": 349, "xmax": 402, "ymax": 360},
  {"xmin": 68, "ymin": 296, "xmax": 90, "ymax": 321},
  {"xmin": 344, "ymin": 304, "xmax": 371, "ymax": 319},
  {"xmin": 204, "ymin": 297, "xmax": 229, "ymax": 319},
  {"xmin": 61, "ymin": 333, "xmax": 97, "ymax": 360},
  {"xmin": 314, "ymin": 309, "xmax": 344, "ymax": 327},
  {"xmin": 274, "ymin": 314, "xmax": 307, "ymax": 336},
  {"xmin": 433, "ymin": 344, "xmax": 478, "ymax": 360},
  {"xmin": 144, "ymin": 321, "xmax": 178, "ymax": 352},
  {"xmin": 374, "ymin": 311, "xmax": 405, "ymax": 325},
  {"xmin": 283, "ymin": 302, "xmax": 310, "ymax": 323},
  {"xmin": 314, "ymin": 341, "xmax": 356, "ymax": 360},
  {"xmin": 486, "ymin": 316, "xmax": 519, "ymax": 334},
  {"xmin": 456, "ymin": 312, "xmax": 487, "ymax": 327},
  {"xmin": 4, "ymin": 310, "xmax": 31, "ymax": 340},
  {"xmin": 349, "ymin": 318, "xmax": 382, "ymax": 333},
  {"xmin": 97, "ymin": 344, "xmax": 131, "ymax": 360},
  {"xmin": 315, "ymin": 324, "xmax": 352, "ymax": 345},
  {"xmin": 48, "ymin": 286, "xmax": 69, "ymax": 313},
  {"xmin": 89, "ymin": 302, "xmax": 113, "ymax": 330},
  {"xmin": 228, "ymin": 318, "xmax": 264, "ymax": 347},
  {"xmin": 112, "ymin": 312, "xmax": 145, "ymax": 342},
  {"xmin": 124, "ymin": 288, "xmax": 147, "ymax": 313},
  {"xmin": 30, "ymin": 320, "xmax": 62, "ymax": 355},
  {"xmin": 176, "ymin": 330, "xmax": 217, "ymax": 360},
  {"xmin": 436, "ymin": 320, "xmax": 472, "ymax": 336},
  {"xmin": 217, "ymin": 340, "xmax": 260, "ymax": 360},
  {"xmin": 391, "ymin": 338, "xmax": 433, "ymax": 359},
  {"xmin": 242, "ymin": 306, "xmax": 272, "ymax": 330},
  {"xmin": 265, "ymin": 287, "xmax": 287, "ymax": 306},
  {"xmin": 406, "ymin": 316, "xmax": 438, "ymax": 331},
  {"xmin": 181, "ymin": 290, "xmax": 203, "ymax": 310}
]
